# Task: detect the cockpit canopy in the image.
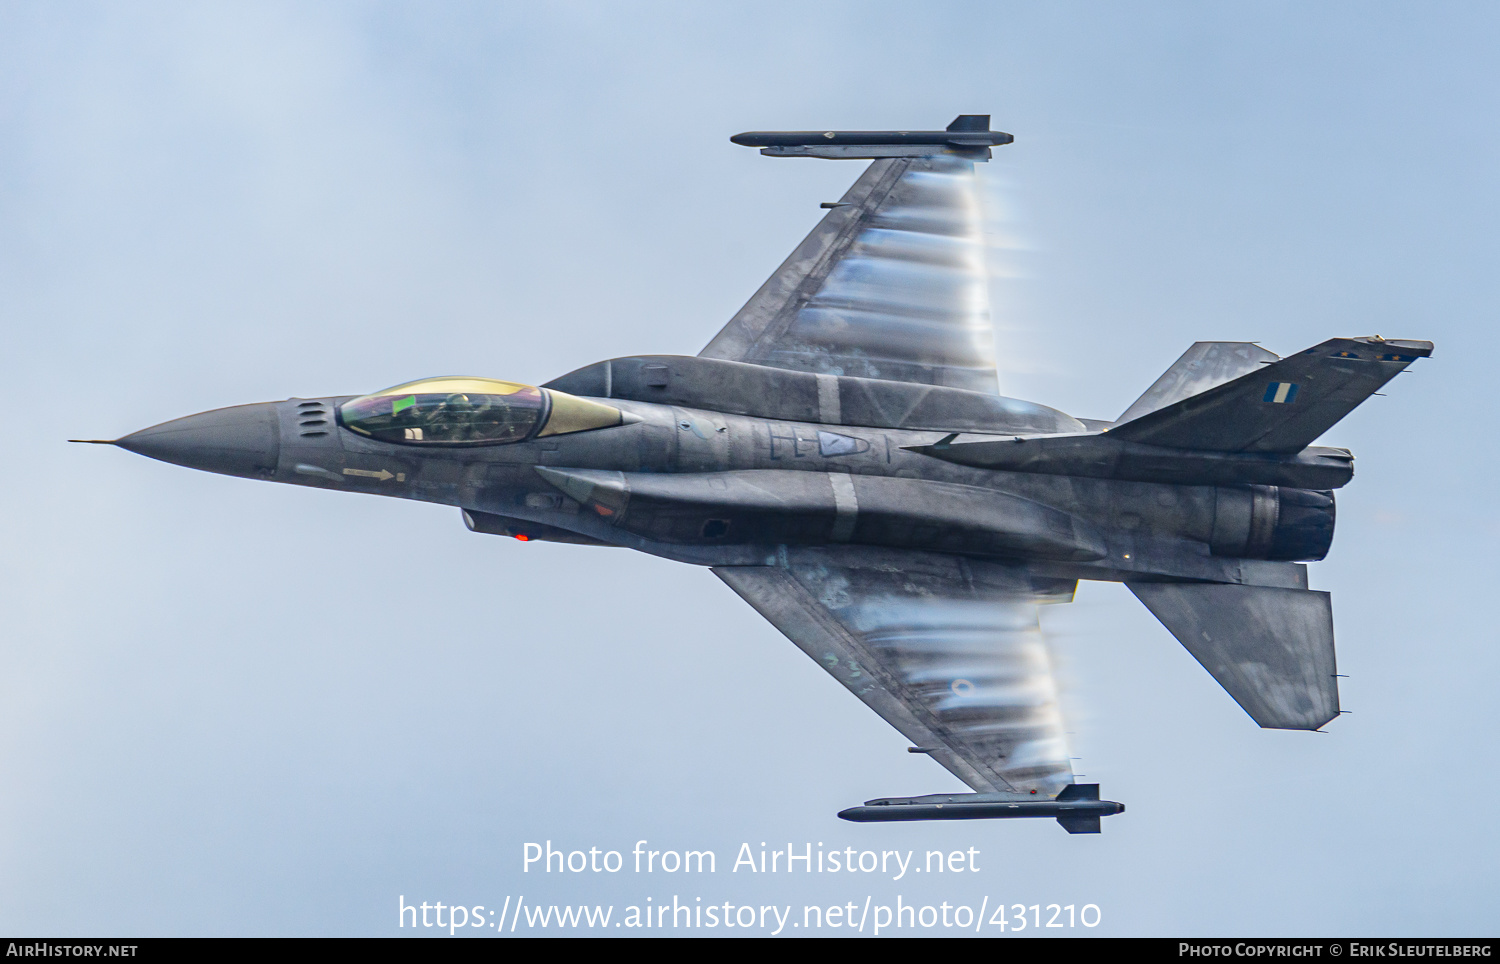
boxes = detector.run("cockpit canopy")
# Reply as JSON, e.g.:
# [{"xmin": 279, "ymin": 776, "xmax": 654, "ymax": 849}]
[{"xmin": 338, "ymin": 377, "xmax": 622, "ymax": 446}]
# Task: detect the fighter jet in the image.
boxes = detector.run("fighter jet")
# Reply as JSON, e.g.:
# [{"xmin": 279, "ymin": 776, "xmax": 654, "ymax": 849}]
[{"xmin": 77, "ymin": 115, "xmax": 1431, "ymax": 833}]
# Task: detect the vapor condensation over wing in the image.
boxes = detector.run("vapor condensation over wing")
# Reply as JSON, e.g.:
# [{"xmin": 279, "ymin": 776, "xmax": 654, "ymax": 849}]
[
  {"xmin": 977, "ymin": 170, "xmax": 1040, "ymax": 387},
  {"xmin": 850, "ymin": 591, "xmax": 1074, "ymax": 793},
  {"xmin": 714, "ymin": 549, "xmax": 1076, "ymax": 795},
  {"xmin": 772, "ymin": 159, "xmax": 993, "ymax": 387},
  {"xmin": 701, "ymin": 156, "xmax": 998, "ymax": 394}
]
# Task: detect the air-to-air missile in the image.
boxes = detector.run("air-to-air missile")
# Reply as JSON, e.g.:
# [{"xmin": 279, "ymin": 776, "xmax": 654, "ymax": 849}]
[
  {"xmin": 840, "ymin": 784, "xmax": 1124, "ymax": 834},
  {"xmin": 731, "ymin": 114, "xmax": 1013, "ymax": 159},
  {"xmin": 76, "ymin": 116, "xmax": 1433, "ymax": 833}
]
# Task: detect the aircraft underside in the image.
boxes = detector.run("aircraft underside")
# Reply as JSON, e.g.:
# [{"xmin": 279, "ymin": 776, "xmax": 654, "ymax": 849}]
[{"xmin": 80, "ymin": 115, "xmax": 1431, "ymax": 832}]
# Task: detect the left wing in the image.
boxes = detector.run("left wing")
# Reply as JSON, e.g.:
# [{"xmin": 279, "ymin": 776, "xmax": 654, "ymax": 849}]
[
  {"xmin": 700, "ymin": 153, "xmax": 997, "ymax": 394},
  {"xmin": 714, "ymin": 546, "xmax": 1076, "ymax": 795}
]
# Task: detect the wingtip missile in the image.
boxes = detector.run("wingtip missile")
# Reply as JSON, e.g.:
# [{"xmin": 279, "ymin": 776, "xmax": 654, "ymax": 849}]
[
  {"xmin": 838, "ymin": 784, "xmax": 1124, "ymax": 833},
  {"xmin": 732, "ymin": 115, "xmax": 1012, "ymax": 159}
]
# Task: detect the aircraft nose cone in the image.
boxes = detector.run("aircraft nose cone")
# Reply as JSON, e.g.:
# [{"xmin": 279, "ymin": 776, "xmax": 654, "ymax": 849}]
[{"xmin": 116, "ymin": 402, "xmax": 281, "ymax": 480}]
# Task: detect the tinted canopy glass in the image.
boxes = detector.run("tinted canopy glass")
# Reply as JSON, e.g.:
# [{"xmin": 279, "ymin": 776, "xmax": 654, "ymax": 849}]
[{"xmin": 339, "ymin": 377, "xmax": 547, "ymax": 445}]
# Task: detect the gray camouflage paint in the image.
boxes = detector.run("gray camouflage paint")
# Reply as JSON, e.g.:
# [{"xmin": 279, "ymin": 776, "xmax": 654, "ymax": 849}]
[{"xmin": 87, "ymin": 119, "xmax": 1432, "ymax": 828}]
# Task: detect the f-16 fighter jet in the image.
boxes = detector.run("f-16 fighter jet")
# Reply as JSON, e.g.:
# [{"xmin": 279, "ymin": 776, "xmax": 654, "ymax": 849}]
[{"xmin": 78, "ymin": 115, "xmax": 1431, "ymax": 833}]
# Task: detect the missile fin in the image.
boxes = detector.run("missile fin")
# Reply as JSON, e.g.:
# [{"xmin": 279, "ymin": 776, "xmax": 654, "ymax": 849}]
[
  {"xmin": 946, "ymin": 114, "xmax": 991, "ymax": 131},
  {"xmin": 1057, "ymin": 815, "xmax": 1102, "ymax": 834}
]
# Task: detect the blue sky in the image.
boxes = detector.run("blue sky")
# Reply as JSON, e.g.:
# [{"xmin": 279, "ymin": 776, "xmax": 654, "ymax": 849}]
[{"xmin": 1, "ymin": 1, "xmax": 1496, "ymax": 936}]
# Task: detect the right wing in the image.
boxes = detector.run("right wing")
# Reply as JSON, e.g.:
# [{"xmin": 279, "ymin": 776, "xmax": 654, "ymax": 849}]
[
  {"xmin": 700, "ymin": 155, "xmax": 999, "ymax": 394},
  {"xmin": 714, "ymin": 546, "xmax": 1076, "ymax": 795}
]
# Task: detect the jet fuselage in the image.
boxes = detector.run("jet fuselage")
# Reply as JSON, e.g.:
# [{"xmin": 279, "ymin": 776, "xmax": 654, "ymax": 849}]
[{"xmin": 112, "ymin": 383, "xmax": 1328, "ymax": 592}]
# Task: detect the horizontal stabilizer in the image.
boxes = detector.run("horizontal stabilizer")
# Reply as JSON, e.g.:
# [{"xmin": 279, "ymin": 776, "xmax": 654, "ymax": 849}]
[
  {"xmin": 1127, "ymin": 582, "xmax": 1339, "ymax": 730},
  {"xmin": 1110, "ymin": 336, "xmax": 1432, "ymax": 452}
]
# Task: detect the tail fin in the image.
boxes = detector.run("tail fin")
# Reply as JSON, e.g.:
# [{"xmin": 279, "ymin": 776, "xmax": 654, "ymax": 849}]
[
  {"xmin": 946, "ymin": 114, "xmax": 991, "ymax": 132},
  {"xmin": 1056, "ymin": 783, "xmax": 1100, "ymax": 801},
  {"xmin": 1056, "ymin": 785, "xmax": 1104, "ymax": 833},
  {"xmin": 1057, "ymin": 815, "xmax": 1101, "ymax": 834},
  {"xmin": 1127, "ymin": 582, "xmax": 1339, "ymax": 730},
  {"xmin": 1112, "ymin": 337, "xmax": 1432, "ymax": 452}
]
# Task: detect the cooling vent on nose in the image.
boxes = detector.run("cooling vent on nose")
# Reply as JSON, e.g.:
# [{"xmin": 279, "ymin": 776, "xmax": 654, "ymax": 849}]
[{"xmin": 296, "ymin": 401, "xmax": 330, "ymax": 438}]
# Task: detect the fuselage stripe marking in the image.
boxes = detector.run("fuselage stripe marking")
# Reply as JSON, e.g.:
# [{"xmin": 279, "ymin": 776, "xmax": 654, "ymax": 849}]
[{"xmin": 829, "ymin": 473, "xmax": 858, "ymax": 541}]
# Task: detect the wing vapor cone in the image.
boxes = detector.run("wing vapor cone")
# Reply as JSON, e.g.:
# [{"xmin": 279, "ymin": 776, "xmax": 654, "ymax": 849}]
[
  {"xmin": 715, "ymin": 547, "xmax": 1077, "ymax": 796},
  {"xmin": 702, "ymin": 154, "xmax": 999, "ymax": 394}
]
